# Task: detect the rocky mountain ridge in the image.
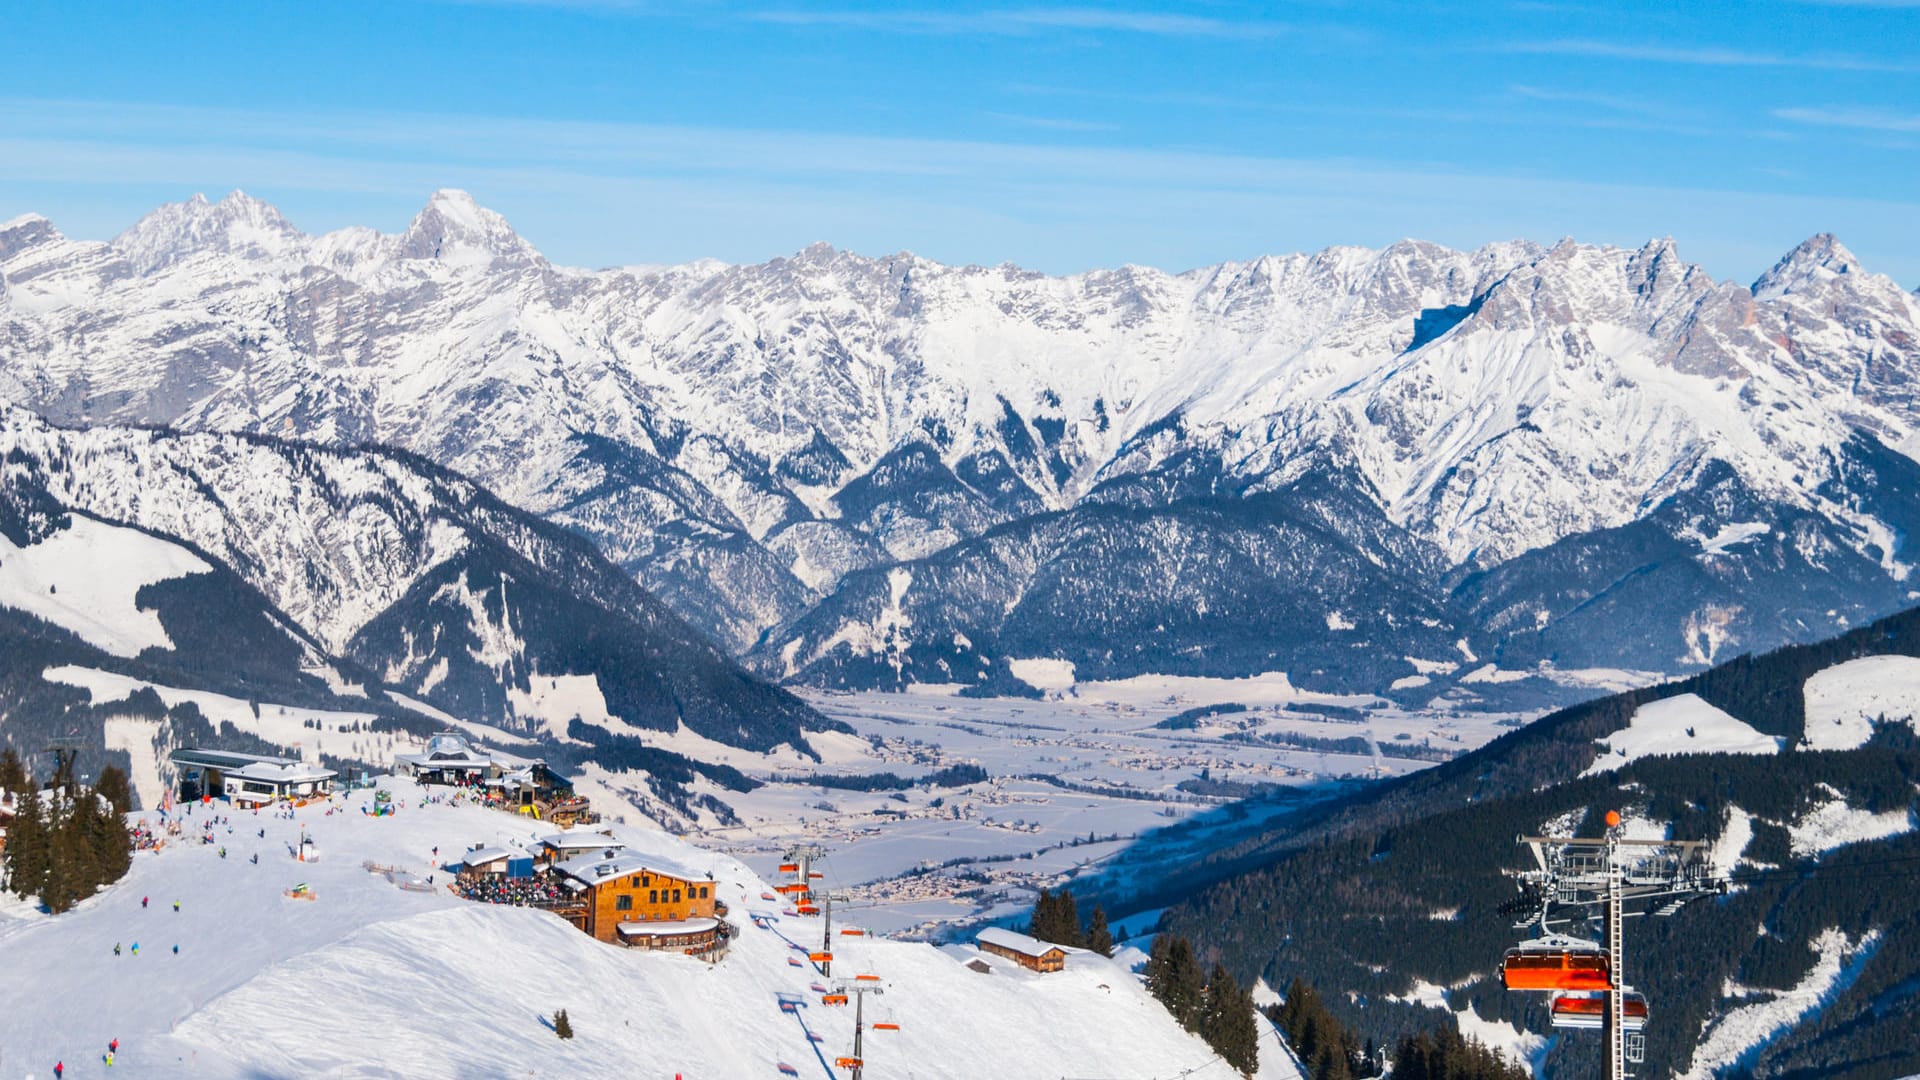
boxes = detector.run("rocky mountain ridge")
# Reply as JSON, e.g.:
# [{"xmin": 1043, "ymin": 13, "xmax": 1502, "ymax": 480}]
[{"xmin": 2, "ymin": 191, "xmax": 1916, "ymax": 693}]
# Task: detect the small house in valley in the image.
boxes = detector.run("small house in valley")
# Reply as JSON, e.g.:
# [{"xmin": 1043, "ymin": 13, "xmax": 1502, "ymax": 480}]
[
  {"xmin": 977, "ymin": 927, "xmax": 1068, "ymax": 973},
  {"xmin": 169, "ymin": 749, "xmax": 338, "ymax": 808}
]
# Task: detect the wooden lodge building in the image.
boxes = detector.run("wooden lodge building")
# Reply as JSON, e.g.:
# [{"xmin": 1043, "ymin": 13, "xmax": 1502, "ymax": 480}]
[
  {"xmin": 550, "ymin": 849, "xmax": 729, "ymax": 958},
  {"xmin": 976, "ymin": 927, "xmax": 1068, "ymax": 972}
]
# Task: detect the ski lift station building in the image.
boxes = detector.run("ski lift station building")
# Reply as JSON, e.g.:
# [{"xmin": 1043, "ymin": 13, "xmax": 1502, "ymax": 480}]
[
  {"xmin": 168, "ymin": 748, "xmax": 338, "ymax": 807},
  {"xmin": 394, "ymin": 733, "xmax": 573, "ymax": 807},
  {"xmin": 976, "ymin": 927, "xmax": 1068, "ymax": 973}
]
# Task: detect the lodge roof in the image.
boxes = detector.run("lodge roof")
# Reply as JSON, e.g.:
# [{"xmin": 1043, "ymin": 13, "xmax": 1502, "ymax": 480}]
[
  {"xmin": 977, "ymin": 927, "xmax": 1066, "ymax": 959},
  {"xmin": 168, "ymin": 748, "xmax": 336, "ymax": 785},
  {"xmin": 538, "ymin": 830, "xmax": 626, "ymax": 853},
  {"xmin": 461, "ymin": 847, "xmax": 513, "ymax": 867},
  {"xmin": 551, "ymin": 849, "xmax": 711, "ymax": 888},
  {"xmin": 394, "ymin": 732, "xmax": 544, "ymax": 772}
]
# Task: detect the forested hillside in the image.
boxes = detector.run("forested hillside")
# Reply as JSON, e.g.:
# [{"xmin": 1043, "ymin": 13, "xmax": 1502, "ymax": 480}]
[{"xmin": 1157, "ymin": 604, "xmax": 1920, "ymax": 1079}]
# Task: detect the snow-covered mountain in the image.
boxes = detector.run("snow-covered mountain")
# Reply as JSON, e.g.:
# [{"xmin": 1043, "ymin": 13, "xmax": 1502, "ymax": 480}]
[
  {"xmin": 3, "ymin": 192, "xmax": 1917, "ymax": 692},
  {"xmin": 0, "ymin": 405, "xmax": 824, "ymax": 756}
]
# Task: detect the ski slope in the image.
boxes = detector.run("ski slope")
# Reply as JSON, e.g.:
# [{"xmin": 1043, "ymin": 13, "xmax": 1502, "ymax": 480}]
[{"xmin": 0, "ymin": 777, "xmax": 1282, "ymax": 1079}]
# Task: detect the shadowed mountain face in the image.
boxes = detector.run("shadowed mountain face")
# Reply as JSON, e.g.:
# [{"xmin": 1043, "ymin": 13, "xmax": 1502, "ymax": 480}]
[{"xmin": 4, "ymin": 193, "xmax": 1918, "ymax": 693}]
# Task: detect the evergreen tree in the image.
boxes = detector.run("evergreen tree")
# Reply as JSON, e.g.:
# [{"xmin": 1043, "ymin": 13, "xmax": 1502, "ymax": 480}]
[
  {"xmin": 1086, "ymin": 904, "xmax": 1114, "ymax": 957},
  {"xmin": 1030, "ymin": 887, "xmax": 1085, "ymax": 948},
  {"xmin": 1202, "ymin": 964, "xmax": 1260, "ymax": 1077},
  {"xmin": 76, "ymin": 784, "xmax": 131, "ymax": 885},
  {"xmin": 553, "ymin": 1008, "xmax": 573, "ymax": 1039},
  {"xmin": 0, "ymin": 747, "xmax": 27, "ymax": 795},
  {"xmin": 1147, "ymin": 933, "xmax": 1207, "ymax": 1030},
  {"xmin": 95, "ymin": 764, "xmax": 132, "ymax": 817},
  {"xmin": 1056, "ymin": 888, "xmax": 1082, "ymax": 947},
  {"xmin": 3, "ymin": 788, "xmax": 48, "ymax": 899}
]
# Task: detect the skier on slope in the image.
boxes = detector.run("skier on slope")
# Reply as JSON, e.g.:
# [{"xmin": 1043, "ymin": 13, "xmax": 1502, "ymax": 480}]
[
  {"xmin": 141, "ymin": 896, "xmax": 148, "ymax": 909},
  {"xmin": 54, "ymin": 1061, "xmax": 62, "ymax": 1078}
]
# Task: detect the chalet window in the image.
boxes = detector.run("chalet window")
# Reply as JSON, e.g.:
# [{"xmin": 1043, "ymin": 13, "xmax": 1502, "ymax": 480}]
[
  {"xmin": 673, "ymin": 889, "xmax": 681, "ymax": 903},
  {"xmin": 616, "ymin": 895, "xmax": 632, "ymax": 911},
  {"xmin": 649, "ymin": 890, "xmax": 658, "ymax": 903}
]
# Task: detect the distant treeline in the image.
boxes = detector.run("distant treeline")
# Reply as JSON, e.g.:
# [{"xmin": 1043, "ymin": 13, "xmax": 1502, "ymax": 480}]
[
  {"xmin": 1157, "ymin": 703, "xmax": 1250, "ymax": 730},
  {"xmin": 773, "ymin": 762, "xmax": 989, "ymax": 791}
]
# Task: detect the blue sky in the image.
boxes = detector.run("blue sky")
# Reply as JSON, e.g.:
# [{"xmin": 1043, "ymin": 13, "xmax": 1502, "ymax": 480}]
[{"xmin": 1, "ymin": 0, "xmax": 1916, "ymax": 283}]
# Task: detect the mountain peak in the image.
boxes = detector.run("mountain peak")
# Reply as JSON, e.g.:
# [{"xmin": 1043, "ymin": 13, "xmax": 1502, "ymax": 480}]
[
  {"xmin": 1753, "ymin": 233, "xmax": 1862, "ymax": 300},
  {"xmin": 111, "ymin": 190, "xmax": 303, "ymax": 274},
  {"xmin": 396, "ymin": 189, "xmax": 540, "ymax": 269}
]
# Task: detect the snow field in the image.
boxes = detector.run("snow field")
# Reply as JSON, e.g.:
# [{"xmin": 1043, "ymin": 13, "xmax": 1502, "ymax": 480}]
[
  {"xmin": 0, "ymin": 515, "xmax": 210, "ymax": 657},
  {"xmin": 1584, "ymin": 694, "xmax": 1782, "ymax": 776},
  {"xmin": 45, "ymin": 665, "xmax": 390, "ymax": 770},
  {"xmin": 1802, "ymin": 655, "xmax": 1920, "ymax": 751},
  {"xmin": 0, "ymin": 776, "xmax": 1267, "ymax": 1079},
  {"xmin": 1679, "ymin": 929, "xmax": 1882, "ymax": 1080}
]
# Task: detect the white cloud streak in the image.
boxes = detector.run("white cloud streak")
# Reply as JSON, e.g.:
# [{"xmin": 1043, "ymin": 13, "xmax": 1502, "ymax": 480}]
[
  {"xmin": 1503, "ymin": 38, "xmax": 1916, "ymax": 72},
  {"xmin": 0, "ymin": 97, "xmax": 1915, "ymax": 284},
  {"xmin": 1774, "ymin": 106, "xmax": 1920, "ymax": 133},
  {"xmin": 745, "ymin": 6, "xmax": 1291, "ymax": 38}
]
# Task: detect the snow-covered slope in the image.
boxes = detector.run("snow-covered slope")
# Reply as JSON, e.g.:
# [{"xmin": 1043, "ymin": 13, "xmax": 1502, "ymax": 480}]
[
  {"xmin": 0, "ymin": 777, "xmax": 1271, "ymax": 1079},
  {"xmin": 0, "ymin": 405, "xmax": 824, "ymax": 751},
  {"xmin": 3, "ymin": 192, "xmax": 1917, "ymax": 686}
]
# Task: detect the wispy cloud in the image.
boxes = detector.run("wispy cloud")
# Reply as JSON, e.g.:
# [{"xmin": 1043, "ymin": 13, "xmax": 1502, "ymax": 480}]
[
  {"xmin": 1502, "ymin": 38, "xmax": 1915, "ymax": 72},
  {"xmin": 1774, "ymin": 106, "xmax": 1920, "ymax": 133},
  {"xmin": 985, "ymin": 112, "xmax": 1120, "ymax": 133},
  {"xmin": 746, "ymin": 6, "xmax": 1290, "ymax": 38},
  {"xmin": 2, "ymin": 96, "xmax": 1916, "ymax": 284}
]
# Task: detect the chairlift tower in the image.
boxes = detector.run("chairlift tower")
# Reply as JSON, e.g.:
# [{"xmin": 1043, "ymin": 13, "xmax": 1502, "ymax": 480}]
[
  {"xmin": 782, "ymin": 843, "xmax": 826, "ymax": 912},
  {"xmin": 1505, "ymin": 811, "xmax": 1722, "ymax": 1080},
  {"xmin": 829, "ymin": 977, "xmax": 886, "ymax": 1080},
  {"xmin": 44, "ymin": 741, "xmax": 82, "ymax": 791}
]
